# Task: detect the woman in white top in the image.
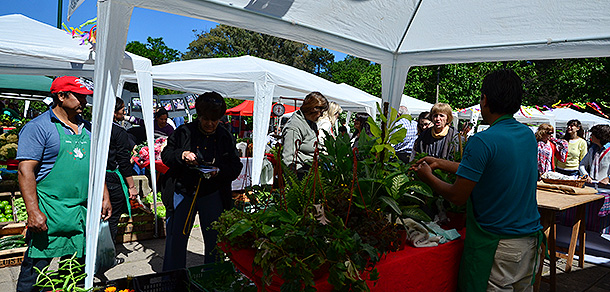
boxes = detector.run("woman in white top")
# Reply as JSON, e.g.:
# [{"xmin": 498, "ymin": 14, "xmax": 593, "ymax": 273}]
[
  {"xmin": 556, "ymin": 119, "xmax": 588, "ymax": 176},
  {"xmin": 317, "ymin": 101, "xmax": 343, "ymax": 142},
  {"xmin": 580, "ymin": 124, "xmax": 610, "ymax": 184}
]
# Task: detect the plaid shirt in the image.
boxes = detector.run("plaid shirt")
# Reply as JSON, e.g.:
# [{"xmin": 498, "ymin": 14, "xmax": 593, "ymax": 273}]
[{"xmin": 393, "ymin": 118, "xmax": 418, "ymax": 154}]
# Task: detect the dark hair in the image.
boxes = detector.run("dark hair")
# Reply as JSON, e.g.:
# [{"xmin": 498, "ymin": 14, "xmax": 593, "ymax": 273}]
[
  {"xmin": 417, "ymin": 111, "xmax": 430, "ymax": 134},
  {"xmin": 195, "ymin": 91, "xmax": 226, "ymax": 120},
  {"xmin": 590, "ymin": 124, "xmax": 610, "ymax": 145},
  {"xmin": 115, "ymin": 97, "xmax": 124, "ymax": 113},
  {"xmin": 564, "ymin": 119, "xmax": 585, "ymax": 139},
  {"xmin": 155, "ymin": 107, "xmax": 168, "ymax": 119},
  {"xmin": 300, "ymin": 92, "xmax": 328, "ymax": 115},
  {"xmin": 355, "ymin": 112, "xmax": 372, "ymax": 136},
  {"xmin": 481, "ymin": 69, "xmax": 523, "ymax": 115}
]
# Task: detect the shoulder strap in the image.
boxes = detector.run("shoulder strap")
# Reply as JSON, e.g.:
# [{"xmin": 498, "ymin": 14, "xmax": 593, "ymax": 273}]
[
  {"xmin": 441, "ymin": 127, "xmax": 455, "ymax": 159},
  {"xmin": 599, "ymin": 147, "xmax": 610, "ymax": 162}
]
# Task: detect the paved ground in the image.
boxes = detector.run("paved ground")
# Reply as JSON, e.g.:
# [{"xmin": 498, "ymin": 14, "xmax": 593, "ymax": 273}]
[{"xmin": 1, "ymin": 216, "xmax": 610, "ymax": 291}]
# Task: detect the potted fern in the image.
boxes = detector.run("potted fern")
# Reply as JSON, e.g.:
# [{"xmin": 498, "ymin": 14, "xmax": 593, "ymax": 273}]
[{"xmin": 213, "ymin": 106, "xmax": 433, "ymax": 291}]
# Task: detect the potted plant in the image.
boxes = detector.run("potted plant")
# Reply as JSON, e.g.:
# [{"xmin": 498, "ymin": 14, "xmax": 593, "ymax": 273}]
[{"xmin": 213, "ymin": 106, "xmax": 435, "ymax": 291}]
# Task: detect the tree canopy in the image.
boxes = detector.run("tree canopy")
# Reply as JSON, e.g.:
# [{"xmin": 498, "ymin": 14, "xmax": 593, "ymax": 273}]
[{"xmin": 125, "ymin": 37, "xmax": 181, "ymax": 65}]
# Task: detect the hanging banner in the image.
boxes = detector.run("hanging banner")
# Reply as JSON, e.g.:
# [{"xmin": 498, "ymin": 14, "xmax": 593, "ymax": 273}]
[{"xmin": 68, "ymin": 0, "xmax": 86, "ymax": 21}]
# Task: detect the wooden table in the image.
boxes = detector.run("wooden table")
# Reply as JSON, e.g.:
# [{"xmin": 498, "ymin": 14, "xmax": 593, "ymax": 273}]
[{"xmin": 535, "ymin": 189, "xmax": 604, "ymax": 292}]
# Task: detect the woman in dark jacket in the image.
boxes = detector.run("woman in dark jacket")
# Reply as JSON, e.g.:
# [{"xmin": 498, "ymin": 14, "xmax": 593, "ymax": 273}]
[
  {"xmin": 106, "ymin": 97, "xmax": 138, "ymax": 243},
  {"xmin": 161, "ymin": 92, "xmax": 242, "ymax": 270},
  {"xmin": 410, "ymin": 103, "xmax": 459, "ymax": 161}
]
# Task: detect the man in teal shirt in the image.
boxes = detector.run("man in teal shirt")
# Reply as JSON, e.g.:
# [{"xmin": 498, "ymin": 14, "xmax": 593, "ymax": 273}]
[{"xmin": 413, "ymin": 69, "xmax": 543, "ymax": 291}]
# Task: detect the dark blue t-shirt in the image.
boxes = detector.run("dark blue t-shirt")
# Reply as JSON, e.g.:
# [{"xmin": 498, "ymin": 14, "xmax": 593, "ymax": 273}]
[
  {"xmin": 16, "ymin": 109, "xmax": 91, "ymax": 182},
  {"xmin": 456, "ymin": 117, "xmax": 542, "ymax": 235}
]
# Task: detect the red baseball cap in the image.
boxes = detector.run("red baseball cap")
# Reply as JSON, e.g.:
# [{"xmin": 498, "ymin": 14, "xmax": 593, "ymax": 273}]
[{"xmin": 50, "ymin": 76, "xmax": 94, "ymax": 95}]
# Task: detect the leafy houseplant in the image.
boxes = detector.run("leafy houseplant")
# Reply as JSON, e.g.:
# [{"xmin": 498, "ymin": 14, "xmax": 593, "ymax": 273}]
[{"xmin": 213, "ymin": 106, "xmax": 435, "ymax": 291}]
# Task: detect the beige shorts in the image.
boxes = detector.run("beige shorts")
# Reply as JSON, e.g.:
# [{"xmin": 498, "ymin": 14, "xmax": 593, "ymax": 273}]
[{"xmin": 487, "ymin": 236, "xmax": 541, "ymax": 292}]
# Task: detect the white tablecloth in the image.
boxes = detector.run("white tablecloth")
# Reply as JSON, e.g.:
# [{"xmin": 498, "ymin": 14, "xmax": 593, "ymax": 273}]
[{"xmin": 231, "ymin": 157, "xmax": 274, "ymax": 190}]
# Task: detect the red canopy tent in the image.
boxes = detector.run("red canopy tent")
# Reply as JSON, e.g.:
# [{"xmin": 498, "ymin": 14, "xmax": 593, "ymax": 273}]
[{"xmin": 226, "ymin": 100, "xmax": 299, "ymax": 116}]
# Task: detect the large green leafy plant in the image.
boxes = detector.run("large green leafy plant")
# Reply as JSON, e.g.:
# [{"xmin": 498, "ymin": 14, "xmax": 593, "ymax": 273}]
[{"xmin": 213, "ymin": 106, "xmax": 433, "ymax": 291}]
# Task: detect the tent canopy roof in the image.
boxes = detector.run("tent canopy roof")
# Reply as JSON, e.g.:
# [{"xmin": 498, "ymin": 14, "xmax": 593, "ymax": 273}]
[
  {"xmin": 0, "ymin": 14, "xmax": 151, "ymax": 77},
  {"xmin": 121, "ymin": 0, "xmax": 610, "ymax": 64},
  {"xmin": 544, "ymin": 108, "xmax": 610, "ymax": 128},
  {"xmin": 226, "ymin": 100, "xmax": 298, "ymax": 116},
  {"xmin": 122, "ymin": 55, "xmax": 379, "ymax": 113},
  {"xmin": 0, "ymin": 74, "xmax": 52, "ymax": 95},
  {"xmin": 457, "ymin": 104, "xmax": 556, "ymax": 125},
  {"xmin": 108, "ymin": 0, "xmax": 610, "ymax": 110},
  {"xmin": 400, "ymin": 95, "xmax": 433, "ymax": 116}
]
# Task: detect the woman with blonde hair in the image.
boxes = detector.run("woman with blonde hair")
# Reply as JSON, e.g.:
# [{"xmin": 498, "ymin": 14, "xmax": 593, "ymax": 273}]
[
  {"xmin": 317, "ymin": 101, "xmax": 343, "ymax": 141},
  {"xmin": 411, "ymin": 103, "xmax": 459, "ymax": 161},
  {"xmin": 535, "ymin": 123, "xmax": 568, "ymax": 176}
]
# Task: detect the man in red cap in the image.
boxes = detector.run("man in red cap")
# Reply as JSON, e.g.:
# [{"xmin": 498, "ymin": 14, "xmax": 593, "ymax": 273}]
[{"xmin": 16, "ymin": 76, "xmax": 112, "ymax": 292}]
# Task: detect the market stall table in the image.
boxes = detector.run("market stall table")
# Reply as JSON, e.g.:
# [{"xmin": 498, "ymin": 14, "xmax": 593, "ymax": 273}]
[
  {"xmin": 225, "ymin": 230, "xmax": 465, "ymax": 292},
  {"xmin": 231, "ymin": 157, "xmax": 273, "ymax": 191},
  {"xmin": 535, "ymin": 189, "xmax": 604, "ymax": 292}
]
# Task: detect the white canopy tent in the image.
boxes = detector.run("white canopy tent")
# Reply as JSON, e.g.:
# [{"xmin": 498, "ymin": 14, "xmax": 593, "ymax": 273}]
[
  {"xmin": 543, "ymin": 108, "xmax": 610, "ymax": 130},
  {"xmin": 121, "ymin": 55, "xmax": 378, "ymax": 187},
  {"xmin": 457, "ymin": 104, "xmax": 556, "ymax": 132},
  {"xmin": 401, "ymin": 95, "xmax": 433, "ymax": 117},
  {"xmin": 89, "ymin": 0, "xmax": 610, "ymax": 286},
  {"xmin": 0, "ymin": 14, "xmax": 159, "ymax": 279}
]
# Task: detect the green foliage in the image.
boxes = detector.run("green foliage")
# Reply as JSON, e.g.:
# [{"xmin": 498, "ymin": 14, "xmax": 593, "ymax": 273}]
[
  {"xmin": 125, "ymin": 37, "xmax": 181, "ymax": 65},
  {"xmin": 184, "ymin": 25, "xmax": 313, "ymax": 72},
  {"xmin": 124, "ymin": 37, "xmax": 183, "ymax": 95},
  {"xmin": 307, "ymin": 47, "xmax": 335, "ymax": 75},
  {"xmin": 189, "ymin": 261, "xmax": 257, "ymax": 292},
  {"xmin": 34, "ymin": 252, "xmax": 91, "ymax": 292},
  {"xmin": 323, "ymin": 56, "xmax": 382, "ymax": 97}
]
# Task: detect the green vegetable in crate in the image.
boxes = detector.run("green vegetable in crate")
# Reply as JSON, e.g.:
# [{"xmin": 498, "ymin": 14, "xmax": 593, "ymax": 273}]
[
  {"xmin": 0, "ymin": 234, "xmax": 26, "ymax": 250},
  {"xmin": 14, "ymin": 197, "xmax": 27, "ymax": 222}
]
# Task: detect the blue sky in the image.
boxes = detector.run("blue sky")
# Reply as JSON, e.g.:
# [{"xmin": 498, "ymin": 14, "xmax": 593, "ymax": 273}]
[{"xmin": 0, "ymin": 0, "xmax": 346, "ymax": 61}]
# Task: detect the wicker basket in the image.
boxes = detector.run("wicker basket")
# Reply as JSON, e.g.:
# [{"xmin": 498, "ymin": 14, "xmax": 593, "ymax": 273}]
[{"xmin": 541, "ymin": 178, "xmax": 586, "ymax": 188}]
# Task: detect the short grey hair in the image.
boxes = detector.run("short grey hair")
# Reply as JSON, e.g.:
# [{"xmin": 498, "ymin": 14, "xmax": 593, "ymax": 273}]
[{"xmin": 398, "ymin": 106, "xmax": 409, "ymax": 116}]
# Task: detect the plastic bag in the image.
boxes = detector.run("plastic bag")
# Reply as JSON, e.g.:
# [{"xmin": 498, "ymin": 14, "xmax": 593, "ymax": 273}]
[{"xmin": 95, "ymin": 220, "xmax": 116, "ymax": 274}]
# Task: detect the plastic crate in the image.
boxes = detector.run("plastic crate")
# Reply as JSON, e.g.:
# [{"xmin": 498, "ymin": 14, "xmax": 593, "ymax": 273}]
[
  {"xmin": 188, "ymin": 262, "xmax": 236, "ymax": 291},
  {"xmin": 133, "ymin": 269, "xmax": 203, "ymax": 292}
]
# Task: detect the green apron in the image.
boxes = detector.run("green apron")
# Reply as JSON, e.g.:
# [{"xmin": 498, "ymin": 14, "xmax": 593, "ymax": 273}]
[
  {"xmin": 458, "ymin": 115, "xmax": 544, "ymax": 291},
  {"xmin": 106, "ymin": 169, "xmax": 131, "ymax": 217},
  {"xmin": 29, "ymin": 123, "xmax": 90, "ymax": 258}
]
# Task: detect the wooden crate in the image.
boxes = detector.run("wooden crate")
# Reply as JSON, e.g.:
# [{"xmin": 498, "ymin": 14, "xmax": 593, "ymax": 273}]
[
  {"xmin": 0, "ymin": 223, "xmax": 27, "ymax": 268},
  {"xmin": 0, "ymin": 246, "xmax": 26, "ymax": 268},
  {"xmin": 116, "ymin": 213, "xmax": 165, "ymax": 243},
  {"xmin": 0, "ymin": 223, "xmax": 25, "ymax": 236}
]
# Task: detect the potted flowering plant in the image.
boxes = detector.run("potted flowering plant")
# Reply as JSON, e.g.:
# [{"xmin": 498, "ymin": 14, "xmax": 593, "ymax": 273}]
[{"xmin": 213, "ymin": 106, "xmax": 434, "ymax": 291}]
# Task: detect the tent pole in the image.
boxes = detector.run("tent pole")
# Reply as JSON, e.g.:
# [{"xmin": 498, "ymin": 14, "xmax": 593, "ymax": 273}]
[{"xmin": 57, "ymin": 0, "xmax": 62, "ymax": 29}]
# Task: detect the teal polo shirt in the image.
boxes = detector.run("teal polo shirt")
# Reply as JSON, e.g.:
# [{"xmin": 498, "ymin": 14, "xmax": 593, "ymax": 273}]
[{"xmin": 457, "ymin": 117, "xmax": 542, "ymax": 235}]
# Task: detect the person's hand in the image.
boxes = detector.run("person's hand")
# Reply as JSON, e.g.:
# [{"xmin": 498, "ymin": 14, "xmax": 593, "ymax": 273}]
[
  {"xmin": 584, "ymin": 175, "xmax": 593, "ymax": 183},
  {"xmin": 460, "ymin": 123, "xmax": 472, "ymax": 137},
  {"xmin": 182, "ymin": 151, "xmax": 198, "ymax": 166},
  {"xmin": 101, "ymin": 196, "xmax": 112, "ymax": 221},
  {"xmin": 600, "ymin": 177, "xmax": 609, "ymax": 185},
  {"xmin": 27, "ymin": 209, "xmax": 48, "ymax": 233},
  {"xmin": 414, "ymin": 160, "xmax": 433, "ymax": 178},
  {"xmin": 128, "ymin": 186, "xmax": 138, "ymax": 200},
  {"xmin": 411, "ymin": 156, "xmax": 441, "ymax": 171}
]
